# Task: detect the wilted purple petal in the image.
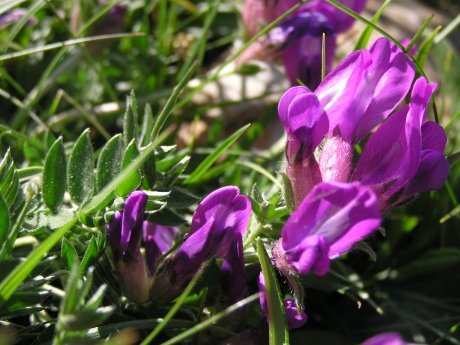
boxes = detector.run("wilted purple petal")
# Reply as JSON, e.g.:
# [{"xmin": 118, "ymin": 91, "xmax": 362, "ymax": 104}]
[
  {"xmin": 121, "ymin": 191, "xmax": 148, "ymax": 255},
  {"xmin": 362, "ymin": 332, "xmax": 408, "ymax": 345},
  {"xmin": 143, "ymin": 222, "xmax": 179, "ymax": 276},
  {"xmin": 173, "ymin": 187, "xmax": 251, "ymax": 284},
  {"xmin": 282, "ymin": 182, "xmax": 380, "ymax": 275},
  {"xmin": 221, "ymin": 234, "xmax": 247, "ymax": 302},
  {"xmin": 258, "ymin": 273, "xmax": 308, "ymax": 329}
]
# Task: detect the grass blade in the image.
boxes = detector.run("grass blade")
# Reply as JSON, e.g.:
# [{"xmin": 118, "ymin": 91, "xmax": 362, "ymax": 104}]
[
  {"xmin": 159, "ymin": 293, "xmax": 260, "ymax": 345},
  {"xmin": 184, "ymin": 123, "xmax": 250, "ymax": 184},
  {"xmin": 256, "ymin": 239, "xmax": 289, "ymax": 345}
]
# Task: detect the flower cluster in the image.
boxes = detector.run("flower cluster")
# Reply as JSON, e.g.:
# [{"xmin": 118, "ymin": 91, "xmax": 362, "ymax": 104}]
[
  {"xmin": 256, "ymin": 36, "xmax": 449, "ymax": 330},
  {"xmin": 241, "ymin": 0, "xmax": 366, "ymax": 88},
  {"xmin": 107, "ymin": 187, "xmax": 251, "ymax": 304},
  {"xmin": 279, "ymin": 37, "xmax": 449, "ymax": 211}
]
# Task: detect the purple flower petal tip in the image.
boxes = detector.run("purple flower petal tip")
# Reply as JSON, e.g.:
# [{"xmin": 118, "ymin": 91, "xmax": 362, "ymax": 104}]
[
  {"xmin": 258, "ymin": 273, "xmax": 308, "ymax": 330},
  {"xmin": 281, "ymin": 182, "xmax": 380, "ymax": 276},
  {"xmin": 362, "ymin": 332, "xmax": 408, "ymax": 345},
  {"xmin": 173, "ymin": 187, "xmax": 251, "ymax": 286},
  {"xmin": 284, "ymin": 299, "xmax": 308, "ymax": 329},
  {"xmin": 121, "ymin": 191, "xmax": 148, "ymax": 255}
]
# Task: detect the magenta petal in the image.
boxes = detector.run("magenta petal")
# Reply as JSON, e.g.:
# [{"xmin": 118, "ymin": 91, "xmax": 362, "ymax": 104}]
[
  {"xmin": 190, "ymin": 186, "xmax": 251, "ymax": 238},
  {"xmin": 282, "ymin": 182, "xmax": 380, "ymax": 275},
  {"xmin": 107, "ymin": 211, "xmax": 123, "ymax": 257},
  {"xmin": 120, "ymin": 191, "xmax": 148, "ymax": 255},
  {"xmin": 258, "ymin": 273, "xmax": 308, "ymax": 330},
  {"xmin": 353, "ymin": 106, "xmax": 409, "ymax": 186},
  {"xmin": 173, "ymin": 216, "xmax": 215, "ymax": 282},
  {"xmin": 258, "ymin": 272, "xmax": 268, "ymax": 318},
  {"xmin": 174, "ymin": 187, "xmax": 251, "ymax": 284},
  {"xmin": 398, "ymin": 150, "xmax": 449, "ymax": 202},
  {"xmin": 143, "ymin": 222, "xmax": 179, "ymax": 275},
  {"xmin": 316, "ymin": 50, "xmax": 371, "ymax": 140},
  {"xmin": 311, "ymin": 0, "xmax": 367, "ymax": 33},
  {"xmin": 362, "ymin": 332, "xmax": 407, "ymax": 345},
  {"xmin": 278, "ymin": 86, "xmax": 328, "ymax": 158},
  {"xmin": 422, "ymin": 121, "xmax": 447, "ymax": 152},
  {"xmin": 284, "ymin": 299, "xmax": 308, "ymax": 329},
  {"xmin": 352, "ymin": 39, "xmax": 416, "ymax": 142},
  {"xmin": 221, "ymin": 234, "xmax": 247, "ymax": 302},
  {"xmin": 286, "ymin": 235, "xmax": 330, "ymax": 276}
]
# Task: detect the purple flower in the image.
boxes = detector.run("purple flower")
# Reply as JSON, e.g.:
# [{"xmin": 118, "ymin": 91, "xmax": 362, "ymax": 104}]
[
  {"xmin": 107, "ymin": 191, "xmax": 150, "ymax": 303},
  {"xmin": 352, "ymin": 77, "xmax": 449, "ymax": 211},
  {"xmin": 107, "ymin": 191, "xmax": 178, "ymax": 303},
  {"xmin": 0, "ymin": 9, "xmax": 37, "ymax": 29},
  {"xmin": 362, "ymin": 332, "xmax": 412, "ymax": 345},
  {"xmin": 278, "ymin": 37, "xmax": 448, "ymax": 210},
  {"xmin": 258, "ymin": 273, "xmax": 308, "ymax": 329},
  {"xmin": 275, "ymin": 182, "xmax": 380, "ymax": 276},
  {"xmin": 242, "ymin": 0, "xmax": 367, "ymax": 88},
  {"xmin": 172, "ymin": 186, "xmax": 252, "ymax": 301}
]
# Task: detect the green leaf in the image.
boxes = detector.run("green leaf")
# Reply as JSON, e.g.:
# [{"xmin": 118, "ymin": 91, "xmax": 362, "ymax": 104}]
[
  {"xmin": 0, "ymin": 149, "xmax": 20, "ymax": 208},
  {"xmin": 68, "ymin": 129, "xmax": 95, "ymax": 205},
  {"xmin": 394, "ymin": 248, "xmax": 460, "ymax": 281},
  {"xmin": 184, "ymin": 124, "xmax": 250, "ymax": 184},
  {"xmin": 116, "ymin": 140, "xmax": 141, "ymax": 197},
  {"xmin": 354, "ymin": 0, "xmax": 393, "ymax": 50},
  {"xmin": 256, "ymin": 239, "xmax": 289, "ymax": 345},
  {"xmin": 61, "ymin": 238, "xmax": 79, "ymax": 271},
  {"xmin": 123, "ymin": 92, "xmax": 137, "ymax": 144},
  {"xmin": 61, "ymin": 306, "xmax": 115, "ymax": 331},
  {"xmin": 96, "ymin": 134, "xmax": 124, "ymax": 192},
  {"xmin": 163, "ymin": 156, "xmax": 190, "ymax": 186},
  {"xmin": 80, "ymin": 237, "xmax": 98, "ymax": 275},
  {"xmin": 416, "ymin": 26, "xmax": 442, "ymax": 68},
  {"xmin": 42, "ymin": 137, "xmax": 67, "ymax": 211},
  {"xmin": 166, "ymin": 188, "xmax": 199, "ymax": 208},
  {"xmin": 146, "ymin": 208, "xmax": 186, "ymax": 226},
  {"xmin": 279, "ymin": 172, "xmax": 295, "ymax": 214},
  {"xmin": 0, "ymin": 195, "xmax": 9, "ymax": 246},
  {"xmin": 142, "ymin": 145, "xmax": 157, "ymax": 189}
]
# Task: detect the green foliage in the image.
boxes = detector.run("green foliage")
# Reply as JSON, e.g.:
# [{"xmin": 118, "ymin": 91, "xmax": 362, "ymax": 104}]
[
  {"xmin": 68, "ymin": 129, "xmax": 95, "ymax": 205},
  {"xmin": 0, "ymin": 0, "xmax": 459, "ymax": 344},
  {"xmin": 42, "ymin": 137, "xmax": 67, "ymax": 211}
]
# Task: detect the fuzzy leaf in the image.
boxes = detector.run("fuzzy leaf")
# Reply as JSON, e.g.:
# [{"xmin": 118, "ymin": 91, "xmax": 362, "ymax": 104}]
[
  {"xmin": 96, "ymin": 134, "xmax": 124, "ymax": 192},
  {"xmin": 42, "ymin": 138, "xmax": 67, "ymax": 211},
  {"xmin": 68, "ymin": 129, "xmax": 95, "ymax": 205},
  {"xmin": 116, "ymin": 140, "xmax": 141, "ymax": 197}
]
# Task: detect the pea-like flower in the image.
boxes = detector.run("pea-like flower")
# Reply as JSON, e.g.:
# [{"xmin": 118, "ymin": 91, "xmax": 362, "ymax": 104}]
[
  {"xmin": 241, "ymin": 0, "xmax": 366, "ymax": 88},
  {"xmin": 279, "ymin": 37, "xmax": 448, "ymax": 210},
  {"xmin": 172, "ymin": 186, "xmax": 252, "ymax": 302},
  {"xmin": 107, "ymin": 191, "xmax": 178, "ymax": 303},
  {"xmin": 274, "ymin": 181, "xmax": 380, "ymax": 276}
]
